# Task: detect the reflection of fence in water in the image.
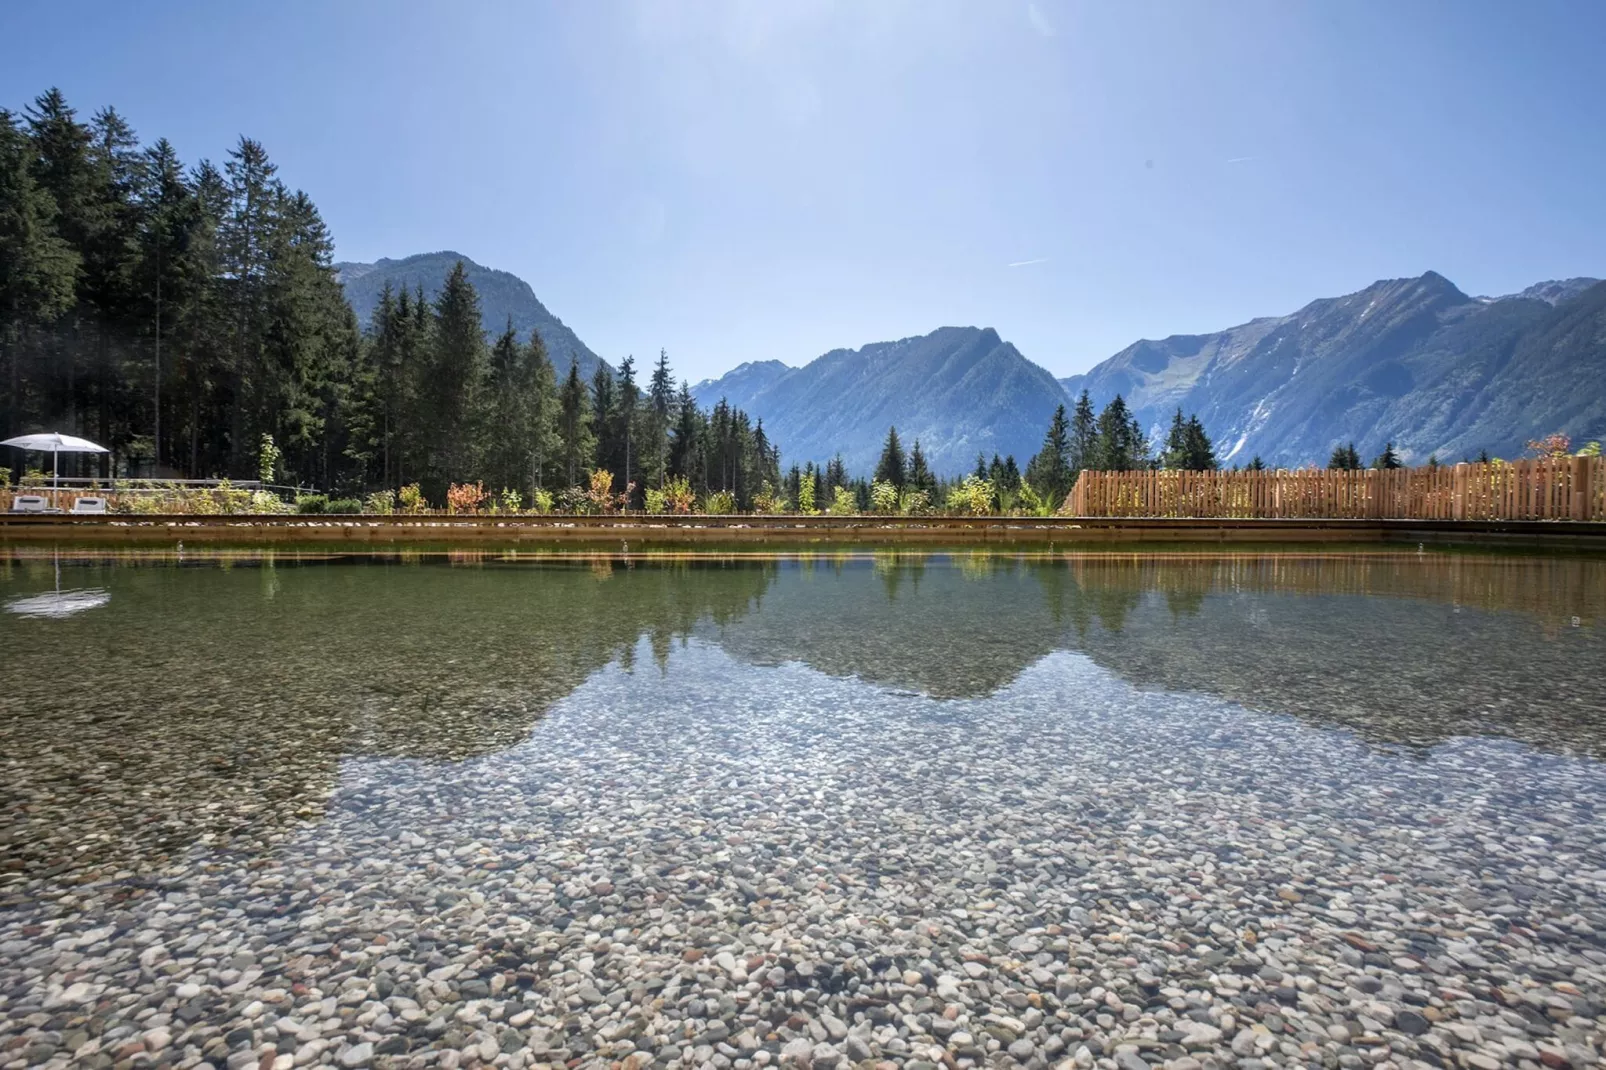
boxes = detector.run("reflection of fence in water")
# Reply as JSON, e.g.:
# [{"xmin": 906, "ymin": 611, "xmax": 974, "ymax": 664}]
[
  {"xmin": 1067, "ymin": 457, "xmax": 1606, "ymax": 521},
  {"xmin": 1059, "ymin": 553, "xmax": 1605, "ymax": 627}
]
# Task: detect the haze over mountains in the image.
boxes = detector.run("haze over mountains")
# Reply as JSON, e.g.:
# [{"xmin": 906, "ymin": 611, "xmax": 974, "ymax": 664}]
[{"xmin": 337, "ymin": 252, "xmax": 1604, "ymax": 474}]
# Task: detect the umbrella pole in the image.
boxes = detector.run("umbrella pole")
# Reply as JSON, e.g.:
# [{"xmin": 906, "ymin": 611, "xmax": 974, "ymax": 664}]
[{"xmin": 53, "ymin": 447, "xmax": 58, "ymax": 509}]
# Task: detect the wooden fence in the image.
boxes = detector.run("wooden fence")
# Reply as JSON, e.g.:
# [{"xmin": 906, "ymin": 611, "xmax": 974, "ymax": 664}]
[{"xmin": 1063, "ymin": 456, "xmax": 1606, "ymax": 521}]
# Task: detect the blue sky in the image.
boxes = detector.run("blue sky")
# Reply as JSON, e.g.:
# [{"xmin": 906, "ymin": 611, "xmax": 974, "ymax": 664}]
[{"xmin": 3, "ymin": 0, "xmax": 1602, "ymax": 382}]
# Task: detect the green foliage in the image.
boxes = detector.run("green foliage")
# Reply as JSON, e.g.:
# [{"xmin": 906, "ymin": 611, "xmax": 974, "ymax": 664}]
[
  {"xmin": 297, "ymin": 494, "xmax": 328, "ymax": 515},
  {"xmin": 898, "ymin": 488, "xmax": 931, "ymax": 516},
  {"xmin": 326, "ymin": 497, "xmax": 362, "ymax": 514},
  {"xmin": 1016, "ymin": 484, "xmax": 1055, "ymax": 517},
  {"xmin": 397, "ymin": 483, "xmax": 426, "ymax": 513},
  {"xmin": 703, "ymin": 490, "xmax": 737, "ymax": 514},
  {"xmin": 797, "ymin": 471, "xmax": 817, "ymax": 514},
  {"xmin": 1025, "ymin": 404, "xmax": 1074, "ymax": 501},
  {"xmin": 362, "ymin": 489, "xmax": 395, "ymax": 514},
  {"xmin": 946, "ymin": 475, "xmax": 995, "ymax": 516},
  {"xmin": 1372, "ymin": 442, "xmax": 1403, "ymax": 469},
  {"xmin": 663, "ymin": 475, "xmax": 696, "ymax": 514},
  {"xmin": 874, "ymin": 427, "xmax": 906, "ymax": 489},
  {"xmin": 644, "ymin": 487, "xmax": 667, "ymax": 514},
  {"xmin": 751, "ymin": 480, "xmax": 788, "ymax": 513},
  {"xmin": 529, "ymin": 488, "xmax": 553, "ymax": 513},
  {"xmin": 869, "ymin": 480, "xmax": 899, "ymax": 514},
  {"xmin": 1160, "ymin": 408, "xmax": 1217, "ymax": 470},
  {"xmin": 499, "ymin": 487, "xmax": 522, "ymax": 513},
  {"xmin": 1328, "ymin": 443, "xmax": 1363, "ymax": 470},
  {"xmin": 826, "ymin": 485, "xmax": 857, "ymax": 515},
  {"xmin": 258, "ymin": 434, "xmax": 282, "ymax": 485},
  {"xmin": 1579, "ymin": 441, "xmax": 1602, "ymax": 457}
]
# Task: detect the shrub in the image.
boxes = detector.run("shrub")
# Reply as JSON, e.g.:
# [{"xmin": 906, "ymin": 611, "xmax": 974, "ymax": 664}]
[
  {"xmin": 946, "ymin": 475, "xmax": 995, "ymax": 516},
  {"xmin": 326, "ymin": 498, "xmax": 363, "ymax": 514},
  {"xmin": 363, "ymin": 489, "xmax": 396, "ymax": 515},
  {"xmin": 446, "ymin": 481, "xmax": 488, "ymax": 514},
  {"xmin": 703, "ymin": 490, "xmax": 737, "ymax": 514},
  {"xmin": 752, "ymin": 480, "xmax": 788, "ymax": 513},
  {"xmin": 557, "ymin": 486, "xmax": 591, "ymax": 514},
  {"xmin": 1526, "ymin": 433, "xmax": 1572, "ymax": 459},
  {"xmin": 826, "ymin": 486, "xmax": 857, "ymax": 515},
  {"xmin": 1578, "ymin": 441, "xmax": 1602, "ymax": 457},
  {"xmin": 586, "ymin": 469, "xmax": 632, "ymax": 513},
  {"xmin": 663, "ymin": 475, "xmax": 696, "ymax": 514},
  {"xmin": 250, "ymin": 490, "xmax": 290, "ymax": 514},
  {"xmin": 869, "ymin": 481, "xmax": 899, "ymax": 514},
  {"xmin": 644, "ymin": 487, "xmax": 668, "ymax": 515},
  {"xmin": 529, "ymin": 487, "xmax": 554, "ymax": 513},
  {"xmin": 499, "ymin": 488, "xmax": 522, "ymax": 514},
  {"xmin": 398, "ymin": 483, "xmax": 426, "ymax": 513},
  {"xmin": 797, "ymin": 473, "xmax": 817, "ymax": 515},
  {"xmin": 899, "ymin": 488, "xmax": 932, "ymax": 516},
  {"xmin": 297, "ymin": 494, "xmax": 328, "ymax": 515}
]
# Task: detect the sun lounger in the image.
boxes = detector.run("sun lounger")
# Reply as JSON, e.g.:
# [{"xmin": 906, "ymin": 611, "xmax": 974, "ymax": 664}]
[
  {"xmin": 70, "ymin": 496, "xmax": 107, "ymax": 514},
  {"xmin": 10, "ymin": 495, "xmax": 48, "ymax": 513}
]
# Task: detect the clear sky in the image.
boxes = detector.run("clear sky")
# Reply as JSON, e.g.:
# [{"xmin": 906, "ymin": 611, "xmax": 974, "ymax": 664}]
[{"xmin": 3, "ymin": 0, "xmax": 1602, "ymax": 383}]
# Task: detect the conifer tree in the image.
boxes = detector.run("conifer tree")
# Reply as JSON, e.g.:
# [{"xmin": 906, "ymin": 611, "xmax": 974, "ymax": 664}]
[
  {"xmin": 1070, "ymin": 389, "xmax": 1098, "ymax": 472},
  {"xmin": 874, "ymin": 426, "xmax": 907, "ymax": 489},
  {"xmin": 1026, "ymin": 403, "xmax": 1074, "ymax": 500},
  {"xmin": 906, "ymin": 440, "xmax": 936, "ymax": 497},
  {"xmin": 558, "ymin": 360, "xmax": 592, "ymax": 486}
]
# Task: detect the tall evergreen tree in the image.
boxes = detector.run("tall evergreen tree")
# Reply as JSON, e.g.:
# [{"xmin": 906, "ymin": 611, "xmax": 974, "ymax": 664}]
[
  {"xmin": 906, "ymin": 440, "xmax": 935, "ymax": 497},
  {"xmin": 558, "ymin": 360, "xmax": 592, "ymax": 487},
  {"xmin": 874, "ymin": 425, "xmax": 906, "ymax": 488},
  {"xmin": 1070, "ymin": 389, "xmax": 1098, "ymax": 473},
  {"xmin": 1025, "ymin": 403, "xmax": 1074, "ymax": 501}
]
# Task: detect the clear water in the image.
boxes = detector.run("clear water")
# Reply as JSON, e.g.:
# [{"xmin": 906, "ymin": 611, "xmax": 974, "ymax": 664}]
[{"xmin": 2, "ymin": 551, "xmax": 1604, "ymax": 1068}]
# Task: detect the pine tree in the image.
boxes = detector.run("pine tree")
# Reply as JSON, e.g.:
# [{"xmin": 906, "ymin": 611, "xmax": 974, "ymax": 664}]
[
  {"xmin": 1328, "ymin": 442, "xmax": 1362, "ymax": 470},
  {"xmin": 558, "ymin": 360, "xmax": 592, "ymax": 487},
  {"xmin": 1025, "ymin": 403, "xmax": 1073, "ymax": 500},
  {"xmin": 646, "ymin": 348, "xmax": 673, "ymax": 488},
  {"xmin": 1162, "ymin": 407, "xmax": 1188, "ymax": 469},
  {"xmin": 669, "ymin": 380, "xmax": 701, "ymax": 483},
  {"xmin": 1248, "ymin": 456, "xmax": 1266, "ymax": 471},
  {"xmin": 0, "ymin": 107, "xmax": 78, "ymax": 441},
  {"xmin": 874, "ymin": 426, "xmax": 906, "ymax": 489},
  {"xmin": 1182, "ymin": 415, "xmax": 1216, "ymax": 470},
  {"xmin": 1373, "ymin": 442, "xmax": 1402, "ymax": 470},
  {"xmin": 616, "ymin": 354, "xmax": 640, "ymax": 502},
  {"xmin": 1070, "ymin": 389, "xmax": 1097, "ymax": 472},
  {"xmin": 906, "ymin": 440, "xmax": 935, "ymax": 497}
]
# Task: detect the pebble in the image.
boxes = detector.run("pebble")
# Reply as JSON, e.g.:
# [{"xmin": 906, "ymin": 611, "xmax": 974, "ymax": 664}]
[{"xmin": 1, "ymin": 558, "xmax": 1604, "ymax": 1070}]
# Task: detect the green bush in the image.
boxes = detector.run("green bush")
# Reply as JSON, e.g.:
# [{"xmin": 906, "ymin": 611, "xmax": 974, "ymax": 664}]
[
  {"xmin": 296, "ymin": 494, "xmax": 328, "ymax": 514},
  {"xmin": 326, "ymin": 498, "xmax": 363, "ymax": 514},
  {"xmin": 363, "ymin": 489, "xmax": 396, "ymax": 514},
  {"xmin": 529, "ymin": 488, "xmax": 554, "ymax": 514},
  {"xmin": 702, "ymin": 490, "xmax": 737, "ymax": 514},
  {"xmin": 826, "ymin": 486, "xmax": 857, "ymax": 515},
  {"xmin": 644, "ymin": 487, "xmax": 667, "ymax": 514}
]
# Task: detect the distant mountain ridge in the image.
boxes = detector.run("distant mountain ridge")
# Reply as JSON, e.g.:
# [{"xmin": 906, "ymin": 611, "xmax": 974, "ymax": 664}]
[
  {"xmin": 1060, "ymin": 272, "xmax": 1606, "ymax": 466},
  {"xmin": 693, "ymin": 327, "xmax": 1067, "ymax": 475},
  {"xmin": 334, "ymin": 251, "xmax": 610, "ymax": 382}
]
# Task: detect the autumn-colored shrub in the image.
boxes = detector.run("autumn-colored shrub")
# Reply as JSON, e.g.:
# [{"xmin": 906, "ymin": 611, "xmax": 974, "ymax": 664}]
[{"xmin": 446, "ymin": 481, "xmax": 489, "ymax": 514}]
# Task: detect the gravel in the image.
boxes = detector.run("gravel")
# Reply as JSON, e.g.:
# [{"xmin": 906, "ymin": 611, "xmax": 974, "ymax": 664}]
[{"xmin": 2, "ymin": 563, "xmax": 1605, "ymax": 1070}]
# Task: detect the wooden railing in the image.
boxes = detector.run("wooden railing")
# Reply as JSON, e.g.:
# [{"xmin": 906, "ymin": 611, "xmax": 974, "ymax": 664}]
[{"xmin": 1063, "ymin": 457, "xmax": 1606, "ymax": 520}]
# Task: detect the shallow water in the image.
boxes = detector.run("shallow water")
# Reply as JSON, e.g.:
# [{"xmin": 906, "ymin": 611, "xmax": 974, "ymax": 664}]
[{"xmin": 1, "ymin": 551, "xmax": 1605, "ymax": 1070}]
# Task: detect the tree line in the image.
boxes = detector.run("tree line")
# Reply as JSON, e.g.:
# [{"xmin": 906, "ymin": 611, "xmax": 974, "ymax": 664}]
[{"xmin": 0, "ymin": 89, "xmax": 781, "ymax": 507}]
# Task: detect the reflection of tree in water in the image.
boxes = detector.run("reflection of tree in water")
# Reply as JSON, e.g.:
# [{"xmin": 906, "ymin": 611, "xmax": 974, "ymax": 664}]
[
  {"xmin": 0, "ymin": 558, "xmax": 773, "ymax": 899},
  {"xmin": 872, "ymin": 551, "xmax": 925, "ymax": 602}
]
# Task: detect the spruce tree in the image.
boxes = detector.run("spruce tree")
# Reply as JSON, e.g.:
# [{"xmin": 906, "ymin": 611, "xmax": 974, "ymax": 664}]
[
  {"xmin": 1373, "ymin": 442, "xmax": 1403, "ymax": 469},
  {"xmin": 1182, "ymin": 415, "xmax": 1217, "ymax": 470},
  {"xmin": 906, "ymin": 440, "xmax": 935, "ymax": 497},
  {"xmin": 1070, "ymin": 389, "xmax": 1097, "ymax": 472},
  {"xmin": 1026, "ymin": 403, "xmax": 1073, "ymax": 500},
  {"xmin": 874, "ymin": 426, "xmax": 907, "ymax": 489},
  {"xmin": 558, "ymin": 360, "xmax": 592, "ymax": 486}
]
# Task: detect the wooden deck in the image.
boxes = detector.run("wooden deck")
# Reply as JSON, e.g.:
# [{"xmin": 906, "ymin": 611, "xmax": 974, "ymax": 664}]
[{"xmin": 4, "ymin": 513, "xmax": 1606, "ymax": 547}]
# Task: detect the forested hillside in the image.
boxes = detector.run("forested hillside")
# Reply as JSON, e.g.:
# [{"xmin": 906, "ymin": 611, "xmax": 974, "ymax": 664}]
[
  {"xmin": 0, "ymin": 89, "xmax": 777, "ymax": 507},
  {"xmin": 336, "ymin": 251, "xmax": 609, "ymax": 385}
]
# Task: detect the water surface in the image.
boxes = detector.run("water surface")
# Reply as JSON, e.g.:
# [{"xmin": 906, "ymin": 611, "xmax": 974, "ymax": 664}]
[{"xmin": 1, "ymin": 552, "xmax": 1604, "ymax": 1070}]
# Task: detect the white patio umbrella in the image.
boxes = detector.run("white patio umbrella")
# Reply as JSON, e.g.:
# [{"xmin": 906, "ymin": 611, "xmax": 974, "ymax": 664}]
[{"xmin": 1, "ymin": 431, "xmax": 110, "ymax": 490}]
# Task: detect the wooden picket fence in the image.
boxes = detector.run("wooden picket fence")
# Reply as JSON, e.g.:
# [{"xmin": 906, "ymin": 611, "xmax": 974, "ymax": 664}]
[{"xmin": 1063, "ymin": 456, "xmax": 1606, "ymax": 521}]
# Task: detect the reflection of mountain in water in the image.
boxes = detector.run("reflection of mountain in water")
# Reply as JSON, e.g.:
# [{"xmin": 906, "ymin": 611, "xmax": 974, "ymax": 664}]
[
  {"xmin": 0, "ymin": 558, "xmax": 772, "ymax": 898},
  {"xmin": 709, "ymin": 554, "xmax": 1606, "ymax": 755}
]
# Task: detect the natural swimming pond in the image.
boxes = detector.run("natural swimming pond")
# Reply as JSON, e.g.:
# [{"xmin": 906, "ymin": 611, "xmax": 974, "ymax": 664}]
[{"xmin": 2, "ymin": 551, "xmax": 1605, "ymax": 1070}]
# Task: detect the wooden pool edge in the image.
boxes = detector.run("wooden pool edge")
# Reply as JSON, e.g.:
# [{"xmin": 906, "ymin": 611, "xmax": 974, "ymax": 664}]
[{"xmin": 4, "ymin": 514, "xmax": 1606, "ymax": 549}]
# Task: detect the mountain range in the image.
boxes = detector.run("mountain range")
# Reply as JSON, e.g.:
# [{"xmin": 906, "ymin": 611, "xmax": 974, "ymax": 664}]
[
  {"xmin": 335, "ymin": 251, "xmax": 1604, "ymax": 474},
  {"xmin": 1058, "ymin": 271, "xmax": 1606, "ymax": 467},
  {"xmin": 334, "ymin": 252, "xmax": 611, "ymax": 383},
  {"xmin": 690, "ymin": 328, "xmax": 1068, "ymax": 474}
]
